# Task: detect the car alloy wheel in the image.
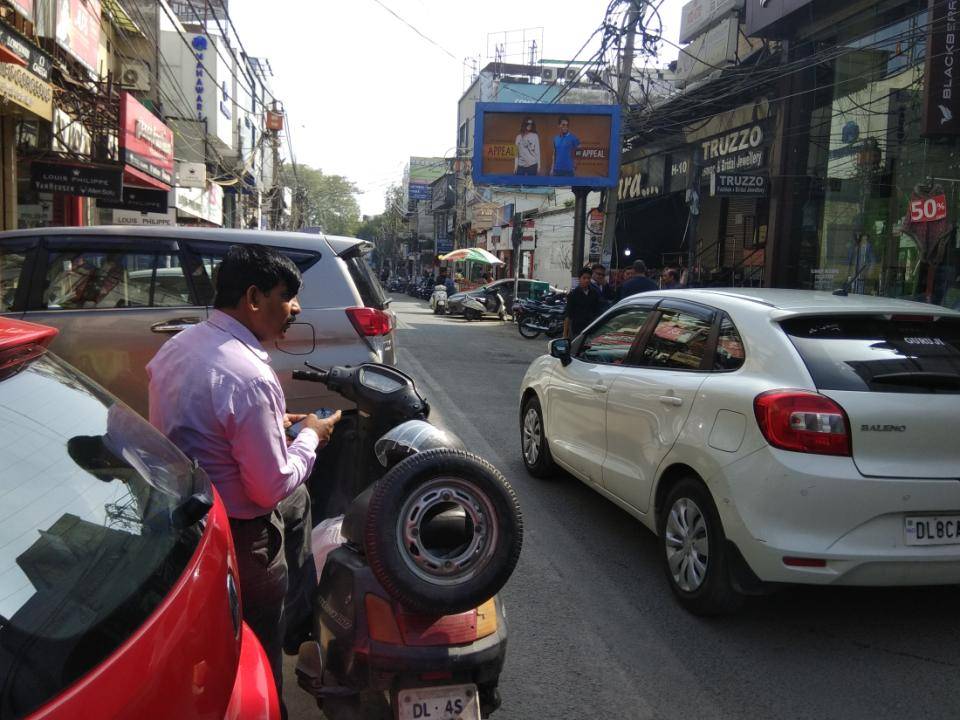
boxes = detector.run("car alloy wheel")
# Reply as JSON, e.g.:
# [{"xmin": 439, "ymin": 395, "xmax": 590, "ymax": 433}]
[
  {"xmin": 664, "ymin": 497, "xmax": 709, "ymax": 592},
  {"xmin": 522, "ymin": 407, "xmax": 542, "ymax": 466}
]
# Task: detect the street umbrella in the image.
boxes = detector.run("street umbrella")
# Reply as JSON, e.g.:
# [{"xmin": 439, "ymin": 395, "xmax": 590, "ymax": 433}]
[{"xmin": 438, "ymin": 247, "xmax": 504, "ymax": 265}]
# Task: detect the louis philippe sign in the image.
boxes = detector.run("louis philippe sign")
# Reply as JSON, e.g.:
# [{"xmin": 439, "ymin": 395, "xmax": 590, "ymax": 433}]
[{"xmin": 922, "ymin": 0, "xmax": 960, "ymax": 136}]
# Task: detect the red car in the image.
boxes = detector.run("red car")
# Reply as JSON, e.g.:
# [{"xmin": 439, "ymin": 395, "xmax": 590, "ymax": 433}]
[{"xmin": 0, "ymin": 317, "xmax": 279, "ymax": 720}]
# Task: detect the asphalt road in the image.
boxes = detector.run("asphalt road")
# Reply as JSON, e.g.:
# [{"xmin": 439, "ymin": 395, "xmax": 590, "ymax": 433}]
[{"xmin": 287, "ymin": 297, "xmax": 960, "ymax": 720}]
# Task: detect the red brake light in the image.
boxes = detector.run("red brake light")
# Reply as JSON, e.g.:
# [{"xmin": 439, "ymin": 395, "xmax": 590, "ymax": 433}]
[
  {"xmin": 345, "ymin": 307, "xmax": 392, "ymax": 337},
  {"xmin": 0, "ymin": 319, "xmax": 58, "ymax": 375},
  {"xmin": 753, "ymin": 390, "xmax": 851, "ymax": 457}
]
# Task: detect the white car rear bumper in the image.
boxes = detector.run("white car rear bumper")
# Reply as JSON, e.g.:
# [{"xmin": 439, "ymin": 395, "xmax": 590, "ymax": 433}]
[{"xmin": 710, "ymin": 447, "xmax": 960, "ymax": 586}]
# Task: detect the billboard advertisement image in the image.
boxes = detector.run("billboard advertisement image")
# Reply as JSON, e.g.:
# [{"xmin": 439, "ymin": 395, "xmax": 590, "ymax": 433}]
[
  {"xmin": 55, "ymin": 0, "xmax": 101, "ymax": 74},
  {"xmin": 473, "ymin": 103, "xmax": 620, "ymax": 187},
  {"xmin": 408, "ymin": 156, "xmax": 448, "ymax": 201}
]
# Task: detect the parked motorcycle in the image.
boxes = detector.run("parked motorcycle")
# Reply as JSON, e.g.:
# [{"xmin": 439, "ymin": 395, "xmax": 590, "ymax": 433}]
[
  {"xmin": 461, "ymin": 287, "xmax": 507, "ymax": 322},
  {"xmin": 430, "ymin": 284, "xmax": 449, "ymax": 314},
  {"xmin": 518, "ymin": 304, "xmax": 565, "ymax": 339},
  {"xmin": 292, "ymin": 362, "xmax": 522, "ymax": 720}
]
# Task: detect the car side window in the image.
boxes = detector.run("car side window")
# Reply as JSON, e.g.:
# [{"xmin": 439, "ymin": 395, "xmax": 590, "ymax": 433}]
[
  {"xmin": 187, "ymin": 246, "xmax": 318, "ymax": 307},
  {"xmin": 150, "ymin": 254, "xmax": 195, "ymax": 307},
  {"xmin": 714, "ymin": 314, "xmax": 745, "ymax": 371},
  {"xmin": 43, "ymin": 251, "xmax": 155, "ymax": 309},
  {"xmin": 577, "ymin": 308, "xmax": 651, "ymax": 365},
  {"xmin": 639, "ymin": 308, "xmax": 713, "ymax": 370},
  {"xmin": 0, "ymin": 247, "xmax": 26, "ymax": 312}
]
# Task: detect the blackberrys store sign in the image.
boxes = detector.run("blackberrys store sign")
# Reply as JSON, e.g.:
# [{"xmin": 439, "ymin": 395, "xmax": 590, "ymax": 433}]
[{"xmin": 923, "ymin": 0, "xmax": 960, "ymax": 136}]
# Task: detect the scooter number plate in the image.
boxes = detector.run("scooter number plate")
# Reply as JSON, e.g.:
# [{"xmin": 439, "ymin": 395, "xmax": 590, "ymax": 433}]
[{"xmin": 397, "ymin": 683, "xmax": 481, "ymax": 720}]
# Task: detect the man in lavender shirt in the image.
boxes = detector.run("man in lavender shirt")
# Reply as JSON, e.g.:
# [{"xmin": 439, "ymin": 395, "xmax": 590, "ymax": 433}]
[{"xmin": 147, "ymin": 244, "xmax": 340, "ymax": 695}]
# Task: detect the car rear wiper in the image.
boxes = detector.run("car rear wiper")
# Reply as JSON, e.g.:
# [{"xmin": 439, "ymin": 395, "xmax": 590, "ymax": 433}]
[{"xmin": 871, "ymin": 372, "xmax": 960, "ymax": 389}]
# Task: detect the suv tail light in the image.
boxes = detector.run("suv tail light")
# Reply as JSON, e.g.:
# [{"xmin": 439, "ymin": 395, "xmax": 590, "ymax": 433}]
[
  {"xmin": 753, "ymin": 390, "xmax": 851, "ymax": 457},
  {"xmin": 345, "ymin": 307, "xmax": 393, "ymax": 337}
]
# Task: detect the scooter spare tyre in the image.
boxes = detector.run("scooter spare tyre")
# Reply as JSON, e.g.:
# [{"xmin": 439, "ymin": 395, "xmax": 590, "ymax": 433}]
[{"xmin": 363, "ymin": 448, "xmax": 523, "ymax": 614}]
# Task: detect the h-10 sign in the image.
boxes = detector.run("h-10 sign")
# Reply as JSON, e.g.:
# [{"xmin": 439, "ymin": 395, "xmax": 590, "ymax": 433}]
[{"xmin": 910, "ymin": 194, "xmax": 947, "ymax": 222}]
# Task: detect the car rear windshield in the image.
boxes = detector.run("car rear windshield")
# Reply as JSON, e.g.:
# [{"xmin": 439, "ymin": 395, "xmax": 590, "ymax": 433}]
[
  {"xmin": 0, "ymin": 354, "xmax": 208, "ymax": 717},
  {"xmin": 780, "ymin": 314, "xmax": 960, "ymax": 394},
  {"xmin": 344, "ymin": 251, "xmax": 388, "ymax": 309}
]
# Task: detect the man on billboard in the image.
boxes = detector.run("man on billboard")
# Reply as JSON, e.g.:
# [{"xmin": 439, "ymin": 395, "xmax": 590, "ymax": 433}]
[
  {"xmin": 514, "ymin": 117, "xmax": 541, "ymax": 176},
  {"xmin": 551, "ymin": 116, "xmax": 580, "ymax": 177}
]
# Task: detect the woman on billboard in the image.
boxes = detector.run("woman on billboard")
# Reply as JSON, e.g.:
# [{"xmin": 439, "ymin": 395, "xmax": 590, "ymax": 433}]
[{"xmin": 514, "ymin": 117, "xmax": 541, "ymax": 176}]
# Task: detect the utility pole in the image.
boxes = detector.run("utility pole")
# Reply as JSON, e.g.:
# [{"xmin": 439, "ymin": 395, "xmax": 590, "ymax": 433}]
[
  {"xmin": 269, "ymin": 100, "xmax": 283, "ymax": 230},
  {"xmin": 599, "ymin": 0, "xmax": 642, "ymax": 267}
]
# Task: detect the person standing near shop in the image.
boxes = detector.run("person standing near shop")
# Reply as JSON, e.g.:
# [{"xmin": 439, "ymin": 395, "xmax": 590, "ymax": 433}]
[
  {"xmin": 146, "ymin": 244, "xmax": 341, "ymax": 697},
  {"xmin": 564, "ymin": 266, "xmax": 603, "ymax": 338},
  {"xmin": 514, "ymin": 117, "xmax": 541, "ymax": 176},
  {"xmin": 551, "ymin": 116, "xmax": 580, "ymax": 177},
  {"xmin": 619, "ymin": 259, "xmax": 658, "ymax": 299}
]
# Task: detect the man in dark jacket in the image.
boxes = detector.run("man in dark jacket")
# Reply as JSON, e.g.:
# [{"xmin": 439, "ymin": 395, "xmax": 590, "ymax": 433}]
[
  {"xmin": 564, "ymin": 266, "xmax": 603, "ymax": 338},
  {"xmin": 618, "ymin": 259, "xmax": 658, "ymax": 299}
]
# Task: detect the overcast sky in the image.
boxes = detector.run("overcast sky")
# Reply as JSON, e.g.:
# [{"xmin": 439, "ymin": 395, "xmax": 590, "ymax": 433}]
[{"xmin": 231, "ymin": 0, "xmax": 685, "ymax": 216}]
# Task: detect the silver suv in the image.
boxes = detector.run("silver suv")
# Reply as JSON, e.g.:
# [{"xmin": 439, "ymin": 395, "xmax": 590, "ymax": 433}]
[{"xmin": 0, "ymin": 226, "xmax": 396, "ymax": 416}]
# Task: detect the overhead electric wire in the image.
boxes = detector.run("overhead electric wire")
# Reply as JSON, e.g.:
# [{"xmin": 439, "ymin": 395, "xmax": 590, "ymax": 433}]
[{"xmin": 369, "ymin": 0, "xmax": 457, "ymax": 61}]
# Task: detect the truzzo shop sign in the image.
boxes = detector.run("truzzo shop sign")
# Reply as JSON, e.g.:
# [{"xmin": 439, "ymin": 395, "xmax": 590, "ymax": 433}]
[
  {"xmin": 710, "ymin": 171, "xmax": 768, "ymax": 197},
  {"xmin": 922, "ymin": 0, "xmax": 960, "ymax": 135},
  {"xmin": 699, "ymin": 121, "xmax": 768, "ymax": 175}
]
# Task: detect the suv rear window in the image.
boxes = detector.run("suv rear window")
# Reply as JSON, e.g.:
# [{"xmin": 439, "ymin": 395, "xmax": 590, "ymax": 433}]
[
  {"xmin": 344, "ymin": 252, "xmax": 388, "ymax": 309},
  {"xmin": 781, "ymin": 314, "xmax": 960, "ymax": 394},
  {"xmin": 0, "ymin": 353, "xmax": 208, "ymax": 716}
]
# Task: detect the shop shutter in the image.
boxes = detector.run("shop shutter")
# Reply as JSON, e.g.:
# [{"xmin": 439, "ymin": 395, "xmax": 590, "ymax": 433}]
[{"xmin": 723, "ymin": 198, "xmax": 757, "ymax": 269}]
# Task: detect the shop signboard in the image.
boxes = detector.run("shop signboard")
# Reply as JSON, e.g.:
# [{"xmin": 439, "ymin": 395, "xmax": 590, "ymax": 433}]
[
  {"xmin": 698, "ymin": 119, "xmax": 770, "ymax": 177},
  {"xmin": 587, "ymin": 208, "xmax": 605, "ymax": 236},
  {"xmin": 55, "ymin": 0, "xmax": 102, "ymax": 75},
  {"xmin": 120, "ymin": 92, "xmax": 175, "ymax": 187},
  {"xmin": 493, "ymin": 203, "xmax": 515, "ymax": 228},
  {"xmin": 473, "ymin": 102, "xmax": 621, "ymax": 188},
  {"xmin": 666, "ymin": 150, "xmax": 693, "ymax": 193},
  {"xmin": 922, "ymin": 0, "xmax": 960, "ymax": 136},
  {"xmin": 677, "ymin": 15, "xmax": 740, "ymax": 85},
  {"xmin": 430, "ymin": 174, "xmax": 454, "ymax": 211},
  {"xmin": 710, "ymin": 171, "xmax": 769, "ymax": 197},
  {"xmin": 680, "ymin": 0, "xmax": 744, "ymax": 43},
  {"xmin": 618, "ymin": 155, "xmax": 665, "ymax": 202},
  {"xmin": 0, "ymin": 22, "xmax": 51, "ymax": 80},
  {"xmin": 98, "ymin": 187, "xmax": 170, "ymax": 213},
  {"xmin": 174, "ymin": 183, "xmax": 223, "ymax": 225},
  {"xmin": 0, "ymin": 62, "xmax": 53, "ymax": 121},
  {"xmin": 31, "ymin": 160, "xmax": 123, "ymax": 200},
  {"xmin": 409, "ymin": 157, "xmax": 447, "ymax": 201},
  {"xmin": 110, "ymin": 208, "xmax": 177, "ymax": 226},
  {"xmin": 52, "ymin": 108, "xmax": 92, "ymax": 157}
]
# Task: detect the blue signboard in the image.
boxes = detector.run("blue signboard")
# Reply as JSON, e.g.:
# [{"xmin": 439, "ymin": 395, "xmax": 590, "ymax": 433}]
[
  {"xmin": 436, "ymin": 238, "xmax": 453, "ymax": 254},
  {"xmin": 472, "ymin": 102, "xmax": 621, "ymax": 188}
]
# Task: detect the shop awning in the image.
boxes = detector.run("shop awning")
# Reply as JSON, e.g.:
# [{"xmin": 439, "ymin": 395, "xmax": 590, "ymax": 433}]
[
  {"xmin": 123, "ymin": 165, "xmax": 170, "ymax": 192},
  {"xmin": 0, "ymin": 44, "xmax": 27, "ymax": 67}
]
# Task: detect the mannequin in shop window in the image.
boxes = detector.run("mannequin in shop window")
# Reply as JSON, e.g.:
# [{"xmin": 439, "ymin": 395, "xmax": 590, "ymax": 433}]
[{"xmin": 846, "ymin": 233, "xmax": 876, "ymax": 295}]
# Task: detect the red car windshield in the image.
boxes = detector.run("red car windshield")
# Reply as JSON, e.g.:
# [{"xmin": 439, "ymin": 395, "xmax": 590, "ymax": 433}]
[{"xmin": 0, "ymin": 353, "xmax": 209, "ymax": 718}]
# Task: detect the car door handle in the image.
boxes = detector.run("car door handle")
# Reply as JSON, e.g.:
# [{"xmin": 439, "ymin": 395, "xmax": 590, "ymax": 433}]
[
  {"xmin": 658, "ymin": 395, "xmax": 683, "ymax": 407},
  {"xmin": 593, "ymin": 384, "xmax": 608, "ymax": 394},
  {"xmin": 151, "ymin": 316, "xmax": 201, "ymax": 334}
]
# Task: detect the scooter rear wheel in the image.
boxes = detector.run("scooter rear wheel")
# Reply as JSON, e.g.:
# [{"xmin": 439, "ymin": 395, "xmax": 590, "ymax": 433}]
[{"xmin": 363, "ymin": 449, "xmax": 522, "ymax": 614}]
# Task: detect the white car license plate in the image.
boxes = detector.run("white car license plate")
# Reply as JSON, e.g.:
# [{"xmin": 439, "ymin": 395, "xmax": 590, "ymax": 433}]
[
  {"xmin": 905, "ymin": 516, "xmax": 960, "ymax": 546},
  {"xmin": 397, "ymin": 683, "xmax": 481, "ymax": 720}
]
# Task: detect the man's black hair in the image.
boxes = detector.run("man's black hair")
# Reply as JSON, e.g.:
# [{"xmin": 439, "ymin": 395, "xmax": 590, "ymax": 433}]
[
  {"xmin": 591, "ymin": 263, "xmax": 606, "ymax": 273},
  {"xmin": 579, "ymin": 266, "xmax": 593, "ymax": 277},
  {"xmin": 214, "ymin": 244, "xmax": 302, "ymax": 309},
  {"xmin": 632, "ymin": 259, "xmax": 648, "ymax": 274},
  {"xmin": 559, "ymin": 116, "xmax": 570, "ymax": 124}
]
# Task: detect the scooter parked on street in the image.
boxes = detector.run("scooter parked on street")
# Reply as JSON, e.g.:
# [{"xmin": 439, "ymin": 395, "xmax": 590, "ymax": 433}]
[
  {"xmin": 430, "ymin": 284, "xmax": 449, "ymax": 314},
  {"xmin": 461, "ymin": 287, "xmax": 507, "ymax": 322},
  {"xmin": 291, "ymin": 362, "xmax": 522, "ymax": 720}
]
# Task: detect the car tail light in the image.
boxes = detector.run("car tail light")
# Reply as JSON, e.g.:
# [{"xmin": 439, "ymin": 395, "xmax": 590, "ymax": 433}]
[
  {"xmin": 346, "ymin": 307, "xmax": 393, "ymax": 337},
  {"xmin": 397, "ymin": 606, "xmax": 479, "ymax": 647},
  {"xmin": 754, "ymin": 390, "xmax": 851, "ymax": 457}
]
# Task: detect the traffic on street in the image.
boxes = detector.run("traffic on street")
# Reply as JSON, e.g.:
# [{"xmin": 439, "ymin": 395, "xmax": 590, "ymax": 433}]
[{"xmin": 1, "ymin": 0, "xmax": 960, "ymax": 719}]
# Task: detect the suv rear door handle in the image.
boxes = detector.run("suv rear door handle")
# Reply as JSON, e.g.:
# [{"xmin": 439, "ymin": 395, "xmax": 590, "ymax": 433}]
[
  {"xmin": 658, "ymin": 395, "xmax": 683, "ymax": 407},
  {"xmin": 593, "ymin": 383, "xmax": 608, "ymax": 394},
  {"xmin": 151, "ymin": 316, "xmax": 201, "ymax": 334}
]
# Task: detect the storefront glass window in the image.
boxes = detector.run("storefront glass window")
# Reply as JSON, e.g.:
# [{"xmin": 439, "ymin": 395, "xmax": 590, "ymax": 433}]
[{"xmin": 797, "ymin": 3, "xmax": 960, "ymax": 309}]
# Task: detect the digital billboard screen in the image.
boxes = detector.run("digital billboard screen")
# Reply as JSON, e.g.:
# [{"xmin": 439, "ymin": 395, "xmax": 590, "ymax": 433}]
[{"xmin": 473, "ymin": 103, "xmax": 620, "ymax": 187}]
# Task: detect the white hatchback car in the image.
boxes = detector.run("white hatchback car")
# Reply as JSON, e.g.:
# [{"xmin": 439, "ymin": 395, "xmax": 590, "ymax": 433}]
[{"xmin": 518, "ymin": 289, "xmax": 960, "ymax": 614}]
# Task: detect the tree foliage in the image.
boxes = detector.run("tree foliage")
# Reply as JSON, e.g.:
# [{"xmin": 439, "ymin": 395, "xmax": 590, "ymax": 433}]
[{"xmin": 283, "ymin": 165, "xmax": 362, "ymax": 236}]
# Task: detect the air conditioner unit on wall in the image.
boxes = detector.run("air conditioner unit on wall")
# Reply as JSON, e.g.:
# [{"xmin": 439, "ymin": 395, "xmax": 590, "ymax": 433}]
[
  {"xmin": 565, "ymin": 68, "xmax": 578, "ymax": 81},
  {"xmin": 121, "ymin": 60, "xmax": 151, "ymax": 92},
  {"xmin": 541, "ymin": 67, "xmax": 555, "ymax": 82}
]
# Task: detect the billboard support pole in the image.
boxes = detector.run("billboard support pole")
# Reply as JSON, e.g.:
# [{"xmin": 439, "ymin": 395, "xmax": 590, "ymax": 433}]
[
  {"xmin": 600, "ymin": 0, "xmax": 641, "ymax": 266},
  {"xmin": 572, "ymin": 186, "xmax": 590, "ymax": 286}
]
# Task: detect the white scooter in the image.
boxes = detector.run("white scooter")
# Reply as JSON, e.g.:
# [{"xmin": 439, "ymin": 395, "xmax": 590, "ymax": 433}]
[
  {"xmin": 430, "ymin": 284, "xmax": 449, "ymax": 314},
  {"xmin": 461, "ymin": 287, "xmax": 507, "ymax": 322}
]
